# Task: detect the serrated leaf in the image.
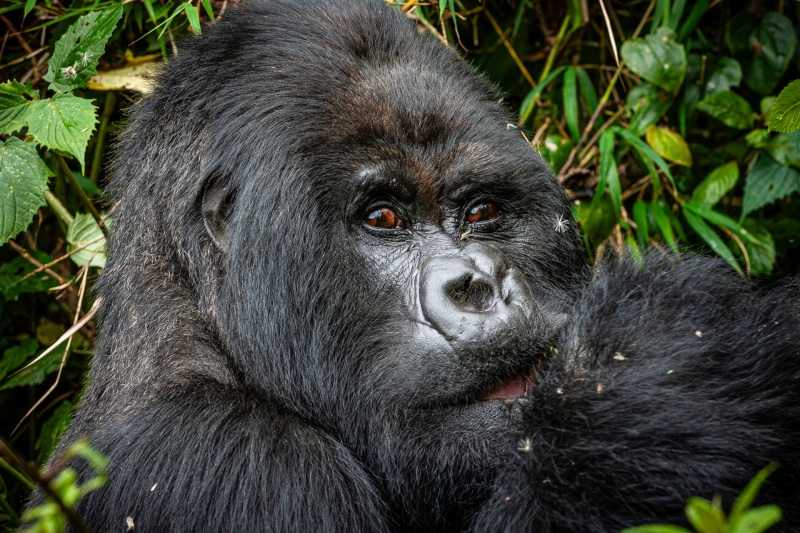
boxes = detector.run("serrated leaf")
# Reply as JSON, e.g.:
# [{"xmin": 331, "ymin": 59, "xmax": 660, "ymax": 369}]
[
  {"xmin": 44, "ymin": 4, "xmax": 124, "ymax": 92},
  {"xmin": 745, "ymin": 13, "xmax": 796, "ymax": 96},
  {"xmin": 0, "ymin": 81, "xmax": 38, "ymax": 135},
  {"xmin": 626, "ymin": 83, "xmax": 673, "ymax": 137},
  {"xmin": 26, "ymin": 93, "xmax": 97, "ymax": 174},
  {"xmin": 766, "ymin": 130, "xmax": 800, "ymax": 168},
  {"xmin": 696, "ymin": 90, "xmax": 754, "ymax": 130},
  {"xmin": 769, "ymin": 80, "xmax": 800, "ymax": 133},
  {"xmin": 692, "ymin": 161, "xmax": 739, "ymax": 206},
  {"xmin": 742, "ymin": 155, "xmax": 800, "ymax": 217},
  {"xmin": 0, "ymin": 138, "xmax": 53, "ymax": 243},
  {"xmin": 67, "ymin": 212, "xmax": 107, "ymax": 268},
  {"xmin": 645, "ymin": 125, "xmax": 692, "ymax": 166},
  {"xmin": 0, "ymin": 253, "xmax": 58, "ymax": 300},
  {"xmin": 621, "ymin": 28, "xmax": 687, "ymax": 94},
  {"xmin": 0, "ymin": 338, "xmax": 39, "ymax": 381},
  {"xmin": 705, "ymin": 57, "xmax": 742, "ymax": 94}
]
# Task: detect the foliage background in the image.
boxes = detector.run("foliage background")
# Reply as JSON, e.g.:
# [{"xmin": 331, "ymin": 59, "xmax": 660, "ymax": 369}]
[{"xmin": 1, "ymin": 0, "xmax": 799, "ymax": 528}]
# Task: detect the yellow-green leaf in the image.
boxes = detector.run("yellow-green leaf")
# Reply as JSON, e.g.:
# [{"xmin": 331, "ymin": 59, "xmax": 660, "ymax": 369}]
[{"xmin": 645, "ymin": 125, "xmax": 692, "ymax": 166}]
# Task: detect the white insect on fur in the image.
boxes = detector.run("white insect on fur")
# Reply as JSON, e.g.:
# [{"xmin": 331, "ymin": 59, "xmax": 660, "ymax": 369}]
[{"xmin": 553, "ymin": 214, "xmax": 569, "ymax": 233}]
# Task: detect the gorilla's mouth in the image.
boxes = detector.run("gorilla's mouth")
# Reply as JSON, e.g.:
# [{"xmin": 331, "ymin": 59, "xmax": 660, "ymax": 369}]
[{"xmin": 479, "ymin": 371, "xmax": 537, "ymax": 400}]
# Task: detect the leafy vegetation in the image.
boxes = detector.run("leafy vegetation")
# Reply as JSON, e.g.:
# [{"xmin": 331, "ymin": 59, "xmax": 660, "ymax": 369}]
[{"xmin": 0, "ymin": 0, "xmax": 798, "ymax": 529}]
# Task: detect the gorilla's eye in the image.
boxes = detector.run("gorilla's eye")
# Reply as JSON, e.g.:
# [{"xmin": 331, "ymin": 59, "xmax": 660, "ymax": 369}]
[
  {"xmin": 364, "ymin": 207, "xmax": 404, "ymax": 229},
  {"xmin": 466, "ymin": 202, "xmax": 500, "ymax": 224}
]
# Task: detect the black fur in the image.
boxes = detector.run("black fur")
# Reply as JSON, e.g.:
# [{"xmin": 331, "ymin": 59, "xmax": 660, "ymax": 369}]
[
  {"xmin": 33, "ymin": 1, "xmax": 800, "ymax": 532},
  {"xmin": 471, "ymin": 255, "xmax": 800, "ymax": 532}
]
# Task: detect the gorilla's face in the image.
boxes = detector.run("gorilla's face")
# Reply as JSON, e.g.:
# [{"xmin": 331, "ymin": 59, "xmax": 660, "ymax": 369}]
[{"xmin": 190, "ymin": 2, "xmax": 586, "ymax": 525}]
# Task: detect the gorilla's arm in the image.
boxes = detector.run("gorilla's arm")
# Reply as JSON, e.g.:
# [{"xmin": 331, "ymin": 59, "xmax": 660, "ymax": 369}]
[
  {"xmin": 63, "ymin": 383, "xmax": 388, "ymax": 532},
  {"xmin": 472, "ymin": 256, "xmax": 800, "ymax": 532}
]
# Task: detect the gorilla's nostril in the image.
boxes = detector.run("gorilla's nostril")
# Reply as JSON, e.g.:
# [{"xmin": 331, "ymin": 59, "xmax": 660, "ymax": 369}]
[{"xmin": 446, "ymin": 274, "xmax": 496, "ymax": 312}]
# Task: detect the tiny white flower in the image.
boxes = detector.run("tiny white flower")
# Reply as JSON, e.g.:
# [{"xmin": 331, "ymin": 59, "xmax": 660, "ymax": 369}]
[
  {"xmin": 78, "ymin": 51, "xmax": 92, "ymax": 67},
  {"xmin": 60, "ymin": 65, "xmax": 78, "ymax": 80}
]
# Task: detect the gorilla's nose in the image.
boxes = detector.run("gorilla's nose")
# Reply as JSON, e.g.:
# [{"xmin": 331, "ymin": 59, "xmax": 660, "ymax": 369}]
[{"xmin": 419, "ymin": 244, "xmax": 536, "ymax": 341}]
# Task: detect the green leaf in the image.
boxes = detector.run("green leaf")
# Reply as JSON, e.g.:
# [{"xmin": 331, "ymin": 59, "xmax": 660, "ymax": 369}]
[
  {"xmin": 730, "ymin": 505, "xmax": 782, "ymax": 533},
  {"xmin": 183, "ymin": 2, "xmax": 201, "ymax": 35},
  {"xmin": 0, "ymin": 338, "xmax": 39, "ymax": 381},
  {"xmin": 575, "ymin": 67, "xmax": 599, "ymax": 114},
  {"xmin": 37, "ymin": 400, "xmax": 73, "ymax": 464},
  {"xmin": 645, "ymin": 125, "xmax": 692, "ymax": 167},
  {"xmin": 769, "ymin": 80, "xmax": 800, "ymax": 133},
  {"xmin": 730, "ymin": 463, "xmax": 780, "ymax": 523},
  {"xmin": 746, "ymin": 129, "xmax": 770, "ymax": 149},
  {"xmin": 0, "ymin": 342, "xmax": 64, "ymax": 391},
  {"xmin": 66, "ymin": 212, "xmax": 107, "ymax": 268},
  {"xmin": 24, "ymin": 0, "xmax": 36, "ymax": 16},
  {"xmin": 691, "ymin": 161, "xmax": 739, "ymax": 206},
  {"xmin": 596, "ymin": 130, "xmax": 621, "ymax": 216},
  {"xmin": 613, "ymin": 125, "xmax": 677, "ymax": 192},
  {"xmin": 650, "ymin": 200, "xmax": 677, "ymax": 250},
  {"xmin": 26, "ymin": 93, "xmax": 98, "ymax": 174},
  {"xmin": 44, "ymin": 4, "xmax": 124, "ymax": 92},
  {"xmin": 519, "ymin": 66, "xmax": 568, "ymax": 125},
  {"xmin": 683, "ymin": 206, "xmax": 742, "ymax": 274},
  {"xmin": 705, "ymin": 57, "xmax": 742, "ymax": 94},
  {"xmin": 0, "ymin": 80, "xmax": 38, "ymax": 135},
  {"xmin": 737, "ymin": 220, "xmax": 776, "ymax": 276},
  {"xmin": 727, "ymin": 12, "xmax": 758, "ymax": 57},
  {"xmin": 677, "ymin": 0, "xmax": 710, "ymax": 42},
  {"xmin": 563, "ymin": 67, "xmax": 580, "ymax": 142},
  {"xmin": 685, "ymin": 496, "xmax": 724, "ymax": 533},
  {"xmin": 626, "ymin": 82, "xmax": 673, "ymax": 137},
  {"xmin": 766, "ymin": 130, "xmax": 800, "ymax": 168},
  {"xmin": 0, "ymin": 138, "xmax": 53, "ymax": 244},
  {"xmin": 633, "ymin": 200, "xmax": 649, "ymax": 249},
  {"xmin": 696, "ymin": 90, "xmax": 754, "ymax": 130},
  {"xmin": 742, "ymin": 155, "xmax": 800, "ymax": 217},
  {"xmin": 621, "ymin": 27, "xmax": 687, "ymax": 94},
  {"xmin": 744, "ymin": 13, "xmax": 796, "ymax": 96},
  {"xmin": 0, "ymin": 253, "xmax": 58, "ymax": 300},
  {"xmin": 576, "ymin": 192, "xmax": 617, "ymax": 246},
  {"xmin": 540, "ymin": 135, "xmax": 574, "ymax": 173},
  {"xmin": 622, "ymin": 525, "xmax": 693, "ymax": 533}
]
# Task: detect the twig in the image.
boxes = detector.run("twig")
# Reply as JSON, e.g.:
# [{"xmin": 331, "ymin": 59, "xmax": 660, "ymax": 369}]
[
  {"xmin": 484, "ymin": 9, "xmax": 536, "ymax": 88},
  {"xmin": 8, "ymin": 240, "xmax": 66, "ymax": 285},
  {"xmin": 56, "ymin": 155, "xmax": 107, "ymax": 235}
]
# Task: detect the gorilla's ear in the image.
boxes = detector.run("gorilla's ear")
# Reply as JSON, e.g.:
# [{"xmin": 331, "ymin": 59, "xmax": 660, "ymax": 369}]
[{"xmin": 201, "ymin": 177, "xmax": 233, "ymax": 252}]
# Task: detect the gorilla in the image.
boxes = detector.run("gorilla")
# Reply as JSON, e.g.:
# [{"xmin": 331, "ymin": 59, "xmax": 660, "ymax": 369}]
[{"xmin": 35, "ymin": 0, "xmax": 800, "ymax": 531}]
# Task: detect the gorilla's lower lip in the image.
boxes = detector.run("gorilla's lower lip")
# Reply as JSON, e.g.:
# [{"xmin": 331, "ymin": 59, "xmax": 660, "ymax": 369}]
[{"xmin": 479, "ymin": 371, "xmax": 536, "ymax": 400}]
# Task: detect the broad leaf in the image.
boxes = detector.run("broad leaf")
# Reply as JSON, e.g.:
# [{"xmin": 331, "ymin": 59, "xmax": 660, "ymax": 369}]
[
  {"xmin": 691, "ymin": 161, "xmax": 739, "ymax": 206},
  {"xmin": 0, "ymin": 138, "xmax": 53, "ymax": 243},
  {"xmin": 742, "ymin": 155, "xmax": 800, "ymax": 217},
  {"xmin": 67, "ymin": 212, "xmax": 107, "ymax": 268},
  {"xmin": 645, "ymin": 125, "xmax": 691, "ymax": 166},
  {"xmin": 744, "ymin": 13, "xmax": 796, "ymax": 96},
  {"xmin": 0, "ymin": 81, "xmax": 38, "ymax": 135},
  {"xmin": 769, "ymin": 79, "xmax": 800, "ymax": 133},
  {"xmin": 696, "ymin": 90, "xmax": 754, "ymax": 130},
  {"xmin": 729, "ymin": 506, "xmax": 782, "ymax": 533},
  {"xmin": 729, "ymin": 463, "xmax": 779, "ymax": 523},
  {"xmin": 26, "ymin": 93, "xmax": 97, "ymax": 173},
  {"xmin": 626, "ymin": 82, "xmax": 673, "ymax": 137},
  {"xmin": 737, "ymin": 220, "xmax": 776, "ymax": 276},
  {"xmin": 621, "ymin": 28, "xmax": 687, "ymax": 94},
  {"xmin": 44, "ymin": 4, "xmax": 124, "ymax": 92},
  {"xmin": 705, "ymin": 57, "xmax": 742, "ymax": 94}
]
